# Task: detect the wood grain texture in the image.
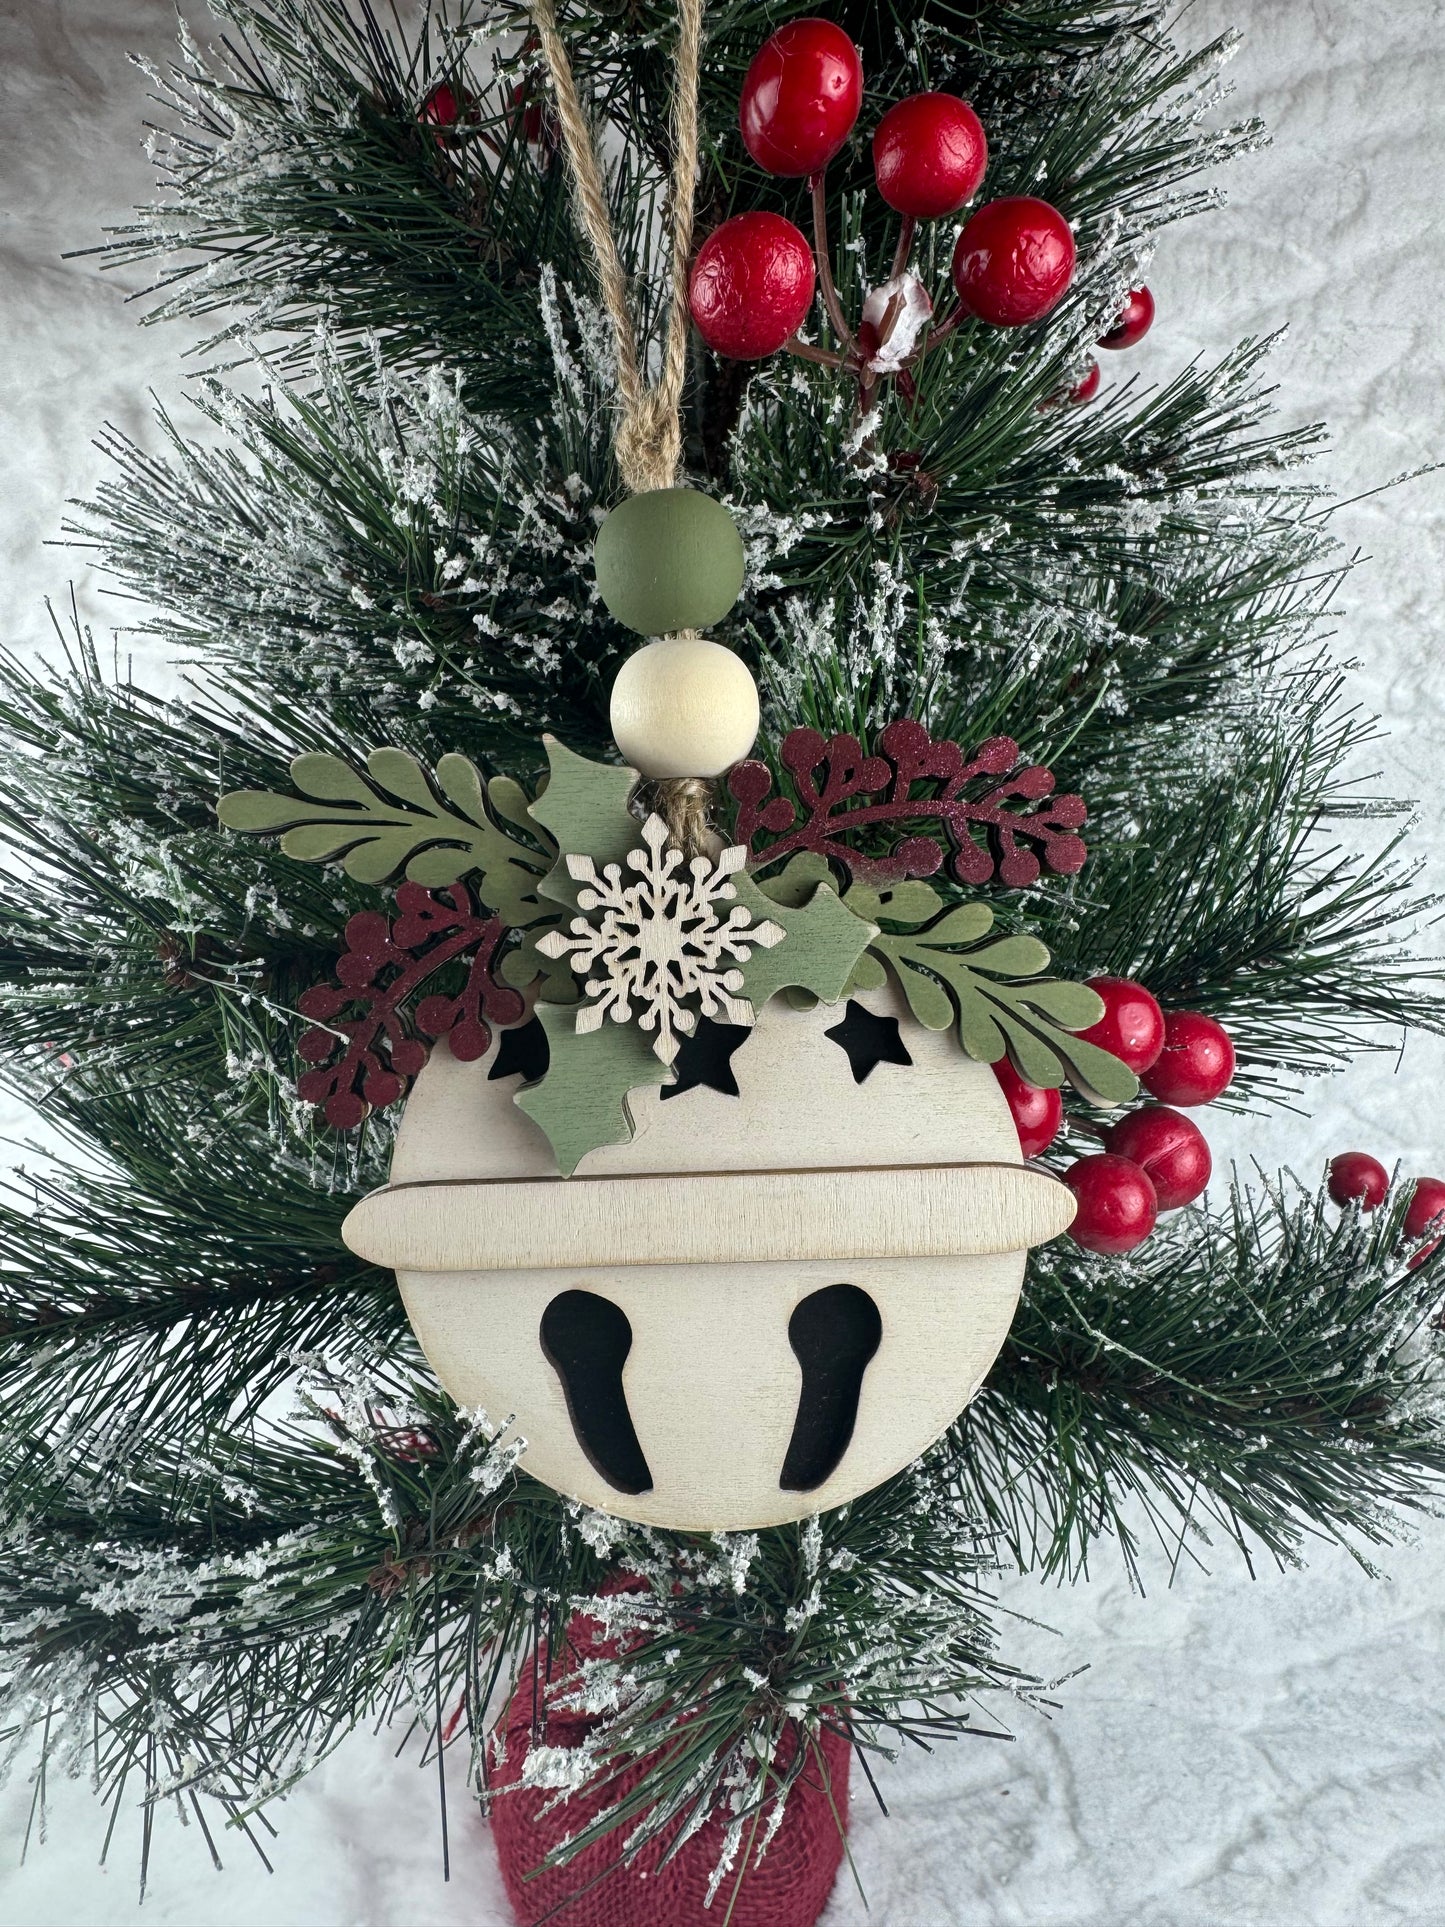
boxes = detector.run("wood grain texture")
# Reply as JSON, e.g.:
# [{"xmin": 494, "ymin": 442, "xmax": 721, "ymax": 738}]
[
  {"xmin": 395, "ymin": 1250, "xmax": 1027, "ymax": 1530},
  {"xmin": 356, "ymin": 982, "xmax": 1074, "ymax": 1529},
  {"xmin": 342, "ymin": 1161, "xmax": 1074, "ymax": 1274},
  {"xmin": 388, "ymin": 980, "xmax": 1024, "ymax": 1183}
]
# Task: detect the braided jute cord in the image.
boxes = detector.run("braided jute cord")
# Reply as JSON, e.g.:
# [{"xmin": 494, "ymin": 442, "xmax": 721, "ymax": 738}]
[{"xmin": 529, "ymin": 0, "xmax": 703, "ymax": 496}]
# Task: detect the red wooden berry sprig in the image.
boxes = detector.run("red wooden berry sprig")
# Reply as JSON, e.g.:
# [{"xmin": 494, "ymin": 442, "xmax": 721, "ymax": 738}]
[
  {"xmin": 688, "ymin": 17, "xmax": 1078, "ymax": 412},
  {"xmin": 295, "ymin": 882, "xmax": 524, "ymax": 1129},
  {"xmin": 991, "ymin": 975, "xmax": 1234, "ymax": 1256},
  {"xmin": 731, "ymin": 719, "xmax": 1088, "ymax": 888}
]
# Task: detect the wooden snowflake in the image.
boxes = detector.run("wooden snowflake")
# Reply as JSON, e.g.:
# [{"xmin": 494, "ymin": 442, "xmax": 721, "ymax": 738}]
[{"xmin": 535, "ymin": 815, "xmax": 785, "ymax": 1065}]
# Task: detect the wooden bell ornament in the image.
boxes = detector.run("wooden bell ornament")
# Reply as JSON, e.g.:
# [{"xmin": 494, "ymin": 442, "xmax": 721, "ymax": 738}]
[
  {"xmin": 339, "ymin": 513, "xmax": 1076, "ymax": 1530},
  {"xmin": 343, "ymin": 984, "xmax": 1074, "ymax": 1532},
  {"xmin": 345, "ymin": 616, "xmax": 1071, "ymax": 1527}
]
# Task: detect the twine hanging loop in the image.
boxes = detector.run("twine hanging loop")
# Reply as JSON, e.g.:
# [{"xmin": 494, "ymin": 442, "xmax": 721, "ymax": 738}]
[
  {"xmin": 528, "ymin": 0, "xmax": 703, "ymax": 495},
  {"xmin": 529, "ymin": 0, "xmax": 736, "ymax": 858}
]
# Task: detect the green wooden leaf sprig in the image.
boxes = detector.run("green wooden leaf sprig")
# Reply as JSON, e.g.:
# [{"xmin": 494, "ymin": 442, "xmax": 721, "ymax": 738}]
[
  {"xmin": 217, "ymin": 747, "xmax": 553, "ymax": 924},
  {"xmin": 858, "ymin": 883, "xmax": 1136, "ymax": 1105},
  {"xmin": 758, "ymin": 856, "xmax": 1137, "ymax": 1105}
]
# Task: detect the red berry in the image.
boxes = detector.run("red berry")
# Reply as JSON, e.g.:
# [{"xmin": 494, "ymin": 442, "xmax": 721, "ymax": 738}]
[
  {"xmin": 688, "ymin": 212, "xmax": 816, "ymax": 359},
  {"xmin": 739, "ymin": 19, "xmax": 862, "ymax": 178},
  {"xmin": 509, "ymin": 82, "xmax": 554, "ymax": 152},
  {"xmin": 872, "ymin": 93, "xmax": 987, "ymax": 219},
  {"xmin": 951, "ymin": 196, "xmax": 1076, "ymax": 327},
  {"xmin": 1079, "ymin": 976, "xmax": 1165, "ymax": 1075},
  {"xmin": 1327, "ymin": 1152, "xmax": 1390, "ymax": 1211},
  {"xmin": 421, "ymin": 79, "xmax": 477, "ymax": 132},
  {"xmin": 991, "ymin": 1058, "xmax": 1064, "ymax": 1159},
  {"xmin": 1106, "ymin": 1105, "xmax": 1211, "ymax": 1210},
  {"xmin": 1065, "ymin": 1153, "xmax": 1158, "ymax": 1255},
  {"xmin": 1404, "ymin": 1176, "xmax": 1445, "ymax": 1241},
  {"xmin": 1141, "ymin": 1010, "xmax": 1235, "ymax": 1107},
  {"xmin": 1071, "ymin": 358, "xmax": 1102, "ymax": 404},
  {"xmin": 1100, "ymin": 285, "xmax": 1155, "ymax": 349}
]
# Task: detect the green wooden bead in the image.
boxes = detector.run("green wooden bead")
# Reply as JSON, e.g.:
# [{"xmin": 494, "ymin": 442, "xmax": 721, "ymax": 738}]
[{"xmin": 593, "ymin": 488, "xmax": 745, "ymax": 636}]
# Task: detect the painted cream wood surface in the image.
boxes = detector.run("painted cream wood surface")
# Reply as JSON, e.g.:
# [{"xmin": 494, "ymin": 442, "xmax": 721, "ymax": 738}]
[
  {"xmin": 344, "ymin": 1162, "xmax": 1074, "ymax": 1273},
  {"xmin": 345, "ymin": 984, "xmax": 1076, "ymax": 1530},
  {"xmin": 394, "ymin": 1253, "xmax": 1028, "ymax": 1531},
  {"xmin": 607, "ymin": 635, "xmax": 760, "ymax": 778}
]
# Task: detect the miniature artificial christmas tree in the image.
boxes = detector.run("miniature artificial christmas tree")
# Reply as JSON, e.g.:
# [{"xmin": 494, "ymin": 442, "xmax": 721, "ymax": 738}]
[{"xmin": 1, "ymin": 3, "xmax": 1443, "ymax": 1923}]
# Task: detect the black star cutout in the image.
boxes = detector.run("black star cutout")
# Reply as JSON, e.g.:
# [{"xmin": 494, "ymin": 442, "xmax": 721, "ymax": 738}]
[
  {"xmin": 824, "ymin": 1000, "xmax": 914, "ymax": 1085},
  {"xmin": 487, "ymin": 1015, "xmax": 550, "ymax": 1085},
  {"xmin": 660, "ymin": 1016, "xmax": 751, "ymax": 1101}
]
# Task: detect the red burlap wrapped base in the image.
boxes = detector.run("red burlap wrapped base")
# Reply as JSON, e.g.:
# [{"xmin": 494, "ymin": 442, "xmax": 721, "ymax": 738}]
[{"xmin": 489, "ymin": 1655, "xmax": 850, "ymax": 1927}]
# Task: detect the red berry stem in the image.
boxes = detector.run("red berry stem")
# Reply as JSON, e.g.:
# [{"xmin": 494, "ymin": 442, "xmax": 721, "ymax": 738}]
[
  {"xmin": 923, "ymin": 299, "xmax": 969, "ymax": 354},
  {"xmin": 785, "ymin": 336, "xmax": 848, "ymax": 368},
  {"xmin": 888, "ymin": 212, "xmax": 917, "ymax": 283},
  {"xmin": 810, "ymin": 170, "xmax": 858, "ymax": 355}
]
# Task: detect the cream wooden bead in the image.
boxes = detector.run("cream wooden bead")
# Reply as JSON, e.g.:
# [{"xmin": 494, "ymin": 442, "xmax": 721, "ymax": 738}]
[{"xmin": 609, "ymin": 636, "xmax": 760, "ymax": 778}]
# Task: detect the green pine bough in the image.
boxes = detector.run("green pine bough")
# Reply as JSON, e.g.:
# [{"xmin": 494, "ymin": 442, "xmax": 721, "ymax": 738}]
[{"xmin": 0, "ymin": 0, "xmax": 1440, "ymax": 1893}]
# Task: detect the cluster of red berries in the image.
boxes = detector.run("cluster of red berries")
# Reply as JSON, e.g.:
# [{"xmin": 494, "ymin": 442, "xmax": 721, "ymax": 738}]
[
  {"xmin": 992, "ymin": 976, "xmax": 1235, "ymax": 1257},
  {"xmin": 688, "ymin": 18, "xmax": 1078, "ymax": 405},
  {"xmin": 1327, "ymin": 1154, "xmax": 1445, "ymax": 1268},
  {"xmin": 419, "ymin": 70, "xmax": 554, "ymax": 161},
  {"xmin": 1061, "ymin": 284, "xmax": 1157, "ymax": 406}
]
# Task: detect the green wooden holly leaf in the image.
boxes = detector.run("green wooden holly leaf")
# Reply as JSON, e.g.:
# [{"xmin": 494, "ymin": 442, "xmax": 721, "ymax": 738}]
[
  {"xmin": 499, "ymin": 927, "xmax": 579, "ymax": 1001},
  {"xmin": 515, "ymin": 1003, "xmax": 670, "ymax": 1177},
  {"xmin": 529, "ymin": 737, "xmax": 641, "ymax": 912},
  {"xmin": 217, "ymin": 748, "xmax": 552, "ymax": 920},
  {"xmin": 758, "ymin": 865, "xmax": 957, "ymax": 1003},
  {"xmin": 754, "ymin": 851, "xmax": 835, "ymax": 909},
  {"xmin": 874, "ymin": 917, "xmax": 1136, "ymax": 1106},
  {"xmin": 756, "ymin": 860, "xmax": 839, "ymax": 1005},
  {"xmin": 730, "ymin": 870, "xmax": 877, "ymax": 1011}
]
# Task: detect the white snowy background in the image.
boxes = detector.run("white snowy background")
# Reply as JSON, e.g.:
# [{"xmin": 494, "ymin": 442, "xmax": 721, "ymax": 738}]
[{"xmin": 2, "ymin": 2, "xmax": 1444, "ymax": 1922}]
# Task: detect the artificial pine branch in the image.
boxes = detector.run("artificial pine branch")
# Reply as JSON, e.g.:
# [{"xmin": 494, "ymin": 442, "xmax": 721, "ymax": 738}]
[
  {"xmin": 1, "ymin": 0, "xmax": 1442, "ymax": 1883},
  {"xmin": 961, "ymin": 1178, "xmax": 1445, "ymax": 1581}
]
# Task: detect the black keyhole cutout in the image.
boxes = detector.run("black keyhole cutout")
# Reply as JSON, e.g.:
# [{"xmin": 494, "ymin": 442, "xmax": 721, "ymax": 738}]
[
  {"xmin": 540, "ymin": 1290, "xmax": 654, "ymax": 1495},
  {"xmin": 780, "ymin": 1284, "xmax": 883, "ymax": 1492}
]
